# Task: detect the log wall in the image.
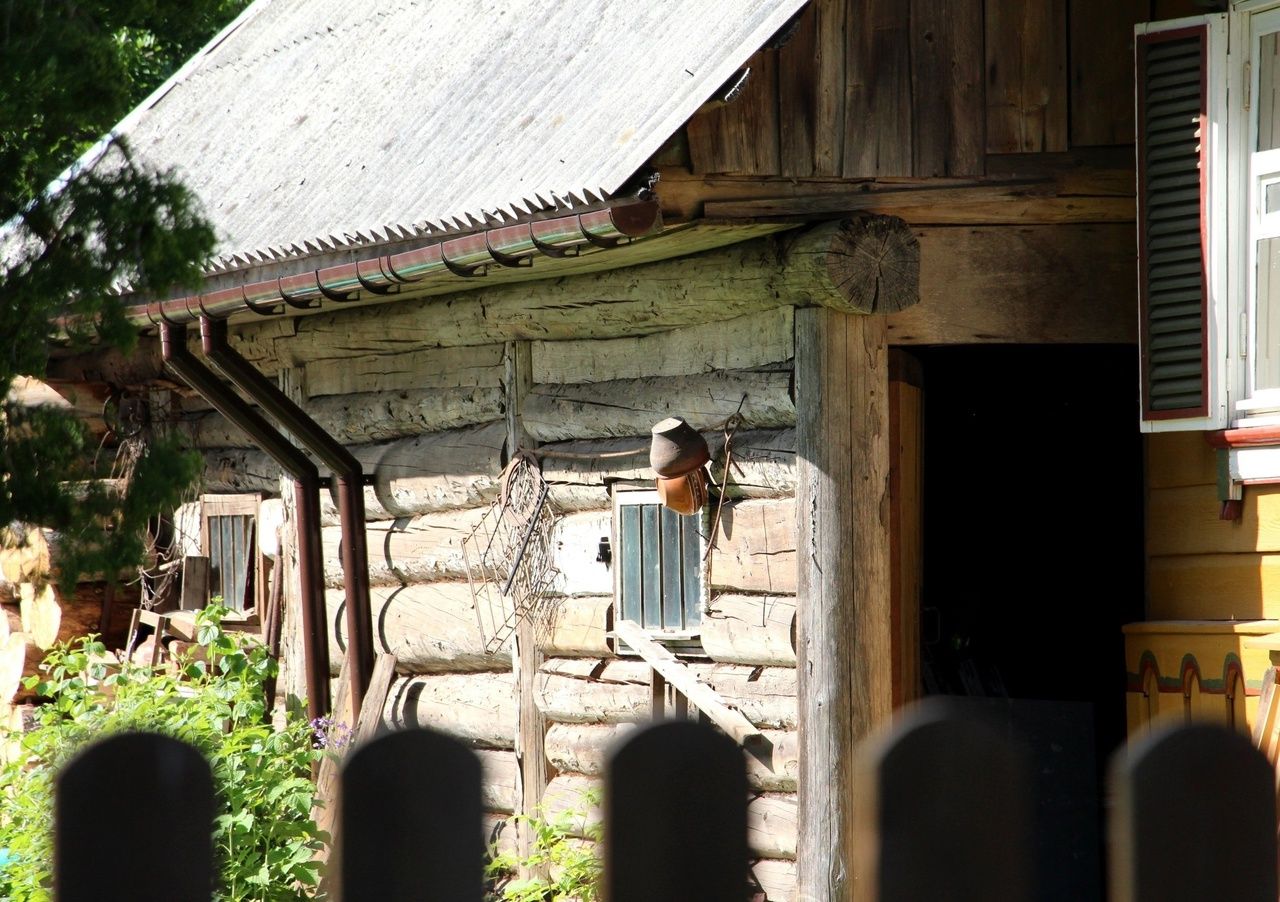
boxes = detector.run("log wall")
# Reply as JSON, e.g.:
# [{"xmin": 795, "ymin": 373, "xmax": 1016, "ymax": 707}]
[{"xmin": 193, "ymin": 305, "xmax": 802, "ymax": 885}]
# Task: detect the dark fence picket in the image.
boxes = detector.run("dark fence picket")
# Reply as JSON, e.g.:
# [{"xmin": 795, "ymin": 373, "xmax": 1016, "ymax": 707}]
[
  {"xmin": 605, "ymin": 720, "xmax": 748, "ymax": 902},
  {"xmin": 1109, "ymin": 723, "xmax": 1277, "ymax": 902},
  {"xmin": 56, "ymin": 732, "xmax": 214, "ymax": 902},
  {"xmin": 336, "ymin": 727, "xmax": 484, "ymax": 902},
  {"xmin": 853, "ymin": 700, "xmax": 1034, "ymax": 902}
]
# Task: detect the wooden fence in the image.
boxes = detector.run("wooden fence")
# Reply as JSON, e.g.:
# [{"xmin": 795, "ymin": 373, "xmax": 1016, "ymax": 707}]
[{"xmin": 53, "ymin": 700, "xmax": 1279, "ymax": 901}]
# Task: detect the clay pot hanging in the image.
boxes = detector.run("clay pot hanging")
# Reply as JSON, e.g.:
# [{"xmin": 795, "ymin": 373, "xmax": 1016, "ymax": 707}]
[
  {"xmin": 650, "ymin": 416, "xmax": 710, "ymax": 477},
  {"xmin": 650, "ymin": 416, "xmax": 710, "ymax": 515}
]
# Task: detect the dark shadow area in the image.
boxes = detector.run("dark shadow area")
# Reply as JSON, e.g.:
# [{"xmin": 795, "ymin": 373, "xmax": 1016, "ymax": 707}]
[{"xmin": 912, "ymin": 344, "xmax": 1146, "ymax": 902}]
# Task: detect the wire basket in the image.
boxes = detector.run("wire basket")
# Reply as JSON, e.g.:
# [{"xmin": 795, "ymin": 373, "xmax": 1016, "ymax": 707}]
[{"xmin": 462, "ymin": 453, "xmax": 561, "ymax": 653}]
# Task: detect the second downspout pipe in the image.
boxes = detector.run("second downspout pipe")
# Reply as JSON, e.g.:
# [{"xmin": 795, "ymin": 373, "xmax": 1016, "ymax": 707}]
[
  {"xmin": 159, "ymin": 324, "xmax": 331, "ymax": 721},
  {"xmin": 200, "ymin": 316, "xmax": 375, "ymax": 718}
]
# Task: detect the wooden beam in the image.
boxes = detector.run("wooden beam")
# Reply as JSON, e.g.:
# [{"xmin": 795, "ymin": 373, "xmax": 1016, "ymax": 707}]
[
  {"xmin": 795, "ymin": 308, "xmax": 892, "ymax": 900},
  {"xmin": 613, "ymin": 619, "xmax": 764, "ymax": 747}
]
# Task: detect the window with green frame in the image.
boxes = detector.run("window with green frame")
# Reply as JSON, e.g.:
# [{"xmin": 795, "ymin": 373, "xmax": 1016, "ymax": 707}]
[{"xmin": 612, "ymin": 488, "xmax": 704, "ymax": 643}]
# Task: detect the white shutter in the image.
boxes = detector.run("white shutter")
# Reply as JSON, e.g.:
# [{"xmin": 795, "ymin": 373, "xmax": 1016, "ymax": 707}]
[{"xmin": 1136, "ymin": 15, "xmax": 1231, "ymax": 432}]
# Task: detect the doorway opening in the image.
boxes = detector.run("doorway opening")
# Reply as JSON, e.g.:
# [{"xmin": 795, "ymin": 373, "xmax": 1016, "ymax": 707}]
[{"xmin": 907, "ymin": 344, "xmax": 1146, "ymax": 901}]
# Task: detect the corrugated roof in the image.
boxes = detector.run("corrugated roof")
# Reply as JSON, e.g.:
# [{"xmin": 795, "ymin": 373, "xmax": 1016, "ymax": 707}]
[{"xmin": 87, "ymin": 0, "xmax": 806, "ymax": 272}]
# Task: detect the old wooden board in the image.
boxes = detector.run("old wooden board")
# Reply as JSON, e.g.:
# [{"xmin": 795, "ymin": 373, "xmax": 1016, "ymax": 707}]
[
  {"xmin": 843, "ymin": 0, "xmax": 911, "ymax": 177},
  {"xmin": 911, "ymin": 0, "xmax": 983, "ymax": 177},
  {"xmin": 985, "ymin": 0, "xmax": 1068, "ymax": 154},
  {"xmin": 1070, "ymin": 0, "xmax": 1146, "ymax": 147}
]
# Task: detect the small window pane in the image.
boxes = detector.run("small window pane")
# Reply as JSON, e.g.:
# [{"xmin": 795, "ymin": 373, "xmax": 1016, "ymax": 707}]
[
  {"xmin": 619, "ymin": 506, "xmax": 642, "ymax": 624},
  {"xmin": 660, "ymin": 507, "xmax": 684, "ymax": 630},
  {"xmin": 640, "ymin": 505, "xmax": 662, "ymax": 629},
  {"xmin": 681, "ymin": 515, "xmax": 702, "ymax": 629},
  {"xmin": 1261, "ymin": 32, "xmax": 1280, "ymax": 152},
  {"xmin": 1258, "ymin": 236, "xmax": 1280, "ymax": 390}
]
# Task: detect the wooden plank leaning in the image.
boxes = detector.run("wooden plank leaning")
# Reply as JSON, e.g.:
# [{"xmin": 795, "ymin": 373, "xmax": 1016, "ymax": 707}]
[{"xmin": 613, "ymin": 619, "xmax": 762, "ymax": 747}]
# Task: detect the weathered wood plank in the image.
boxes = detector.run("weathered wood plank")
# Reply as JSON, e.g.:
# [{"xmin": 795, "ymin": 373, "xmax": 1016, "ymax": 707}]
[
  {"xmin": 844, "ymin": 0, "xmax": 912, "ymax": 176},
  {"xmin": 985, "ymin": 0, "xmax": 1068, "ymax": 154},
  {"xmin": 886, "ymin": 224, "xmax": 1135, "ymax": 344},
  {"xmin": 477, "ymin": 749, "xmax": 518, "ymax": 814},
  {"xmin": 795, "ymin": 308, "xmax": 891, "ymax": 901},
  {"xmin": 383, "ymin": 672, "xmax": 516, "ymax": 748},
  {"xmin": 337, "ymin": 729, "xmax": 484, "ymax": 902},
  {"xmin": 890, "ymin": 356, "xmax": 923, "ymax": 707},
  {"xmin": 911, "ymin": 0, "xmax": 984, "ymax": 177},
  {"xmin": 615, "ymin": 619, "xmax": 763, "ymax": 747},
  {"xmin": 542, "ymin": 596, "xmax": 614, "ymax": 658},
  {"xmin": 812, "ymin": 0, "xmax": 845, "ymax": 176},
  {"xmin": 708, "ymin": 194, "xmax": 1133, "ymax": 225},
  {"xmin": 1069, "ymin": 0, "xmax": 1145, "ymax": 147},
  {"xmin": 523, "ymin": 370, "xmax": 793, "ymax": 443},
  {"xmin": 180, "ymin": 386, "xmax": 503, "ymax": 448},
  {"xmin": 778, "ymin": 1, "xmax": 817, "ymax": 177},
  {"xmin": 531, "ymin": 308, "xmax": 793, "ymax": 386},
  {"xmin": 1109, "ymin": 726, "xmax": 1277, "ymax": 902},
  {"xmin": 702, "ymin": 594, "xmax": 796, "ymax": 667},
  {"xmin": 1147, "ymin": 554, "xmax": 1280, "ymax": 621},
  {"xmin": 687, "ymin": 49, "xmax": 781, "ymax": 176},
  {"xmin": 854, "ymin": 702, "xmax": 1034, "ymax": 902},
  {"xmin": 1147, "ymin": 484, "xmax": 1280, "ymax": 556},
  {"xmin": 535, "ymin": 659, "xmax": 797, "ymax": 729},
  {"xmin": 545, "ymin": 721, "xmax": 800, "ymax": 792},
  {"xmin": 541, "ymin": 428, "xmax": 795, "ymax": 512}
]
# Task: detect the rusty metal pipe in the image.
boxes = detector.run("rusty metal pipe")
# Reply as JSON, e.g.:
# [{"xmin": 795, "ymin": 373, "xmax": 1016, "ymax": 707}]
[
  {"xmin": 158, "ymin": 324, "xmax": 331, "ymax": 721},
  {"xmin": 199, "ymin": 316, "xmax": 375, "ymax": 717}
]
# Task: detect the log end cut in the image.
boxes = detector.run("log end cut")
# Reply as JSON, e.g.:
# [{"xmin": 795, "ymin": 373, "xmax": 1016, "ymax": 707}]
[{"xmin": 819, "ymin": 216, "xmax": 920, "ymax": 315}]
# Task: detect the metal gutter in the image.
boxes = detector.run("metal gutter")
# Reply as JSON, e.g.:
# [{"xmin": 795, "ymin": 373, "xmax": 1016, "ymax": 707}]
[
  {"xmin": 138, "ymin": 200, "xmax": 661, "ymax": 327},
  {"xmin": 159, "ymin": 324, "xmax": 331, "ymax": 721},
  {"xmin": 200, "ymin": 316, "xmax": 375, "ymax": 718}
]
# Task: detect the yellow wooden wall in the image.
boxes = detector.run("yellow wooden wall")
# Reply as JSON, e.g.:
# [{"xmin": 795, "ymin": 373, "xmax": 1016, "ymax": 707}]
[{"xmin": 1147, "ymin": 433, "xmax": 1280, "ymax": 621}]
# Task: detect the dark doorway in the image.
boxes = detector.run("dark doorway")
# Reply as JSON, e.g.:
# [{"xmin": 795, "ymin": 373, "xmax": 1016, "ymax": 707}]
[{"xmin": 911, "ymin": 344, "xmax": 1146, "ymax": 902}]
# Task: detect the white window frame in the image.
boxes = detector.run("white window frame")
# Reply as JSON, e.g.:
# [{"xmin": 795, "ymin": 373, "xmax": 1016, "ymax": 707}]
[{"xmin": 610, "ymin": 487, "xmax": 707, "ymax": 649}]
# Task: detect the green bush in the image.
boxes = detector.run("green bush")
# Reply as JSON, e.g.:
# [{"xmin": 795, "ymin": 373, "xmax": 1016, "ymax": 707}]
[
  {"xmin": 0, "ymin": 604, "xmax": 325, "ymax": 901},
  {"xmin": 485, "ymin": 791, "xmax": 602, "ymax": 902}
]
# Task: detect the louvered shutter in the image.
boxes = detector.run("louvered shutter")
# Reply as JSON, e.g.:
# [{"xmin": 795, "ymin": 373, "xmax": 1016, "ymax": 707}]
[{"xmin": 1136, "ymin": 16, "xmax": 1229, "ymax": 431}]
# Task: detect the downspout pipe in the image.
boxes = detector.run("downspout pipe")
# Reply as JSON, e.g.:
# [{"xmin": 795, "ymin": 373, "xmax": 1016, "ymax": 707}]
[
  {"xmin": 159, "ymin": 324, "xmax": 331, "ymax": 721},
  {"xmin": 199, "ymin": 316, "xmax": 375, "ymax": 718}
]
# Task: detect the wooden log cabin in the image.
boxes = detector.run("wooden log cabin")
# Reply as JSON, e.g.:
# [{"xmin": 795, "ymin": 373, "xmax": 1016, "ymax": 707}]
[{"xmin": 32, "ymin": 0, "xmax": 1280, "ymax": 898}]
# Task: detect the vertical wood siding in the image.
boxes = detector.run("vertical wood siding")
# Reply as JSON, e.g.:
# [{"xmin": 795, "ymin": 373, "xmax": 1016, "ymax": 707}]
[{"xmin": 685, "ymin": 0, "xmax": 1174, "ymax": 178}]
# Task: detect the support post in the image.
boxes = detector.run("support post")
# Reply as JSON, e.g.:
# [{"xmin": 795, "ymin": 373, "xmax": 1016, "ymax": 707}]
[
  {"xmin": 795, "ymin": 308, "xmax": 892, "ymax": 902},
  {"xmin": 505, "ymin": 340, "xmax": 549, "ymax": 874}
]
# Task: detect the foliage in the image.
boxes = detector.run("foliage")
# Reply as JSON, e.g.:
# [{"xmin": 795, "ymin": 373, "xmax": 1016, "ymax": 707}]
[
  {"xmin": 486, "ymin": 792, "xmax": 602, "ymax": 902},
  {"xmin": 0, "ymin": 605, "xmax": 324, "ymax": 901},
  {"xmin": 0, "ymin": 0, "xmax": 250, "ymax": 588}
]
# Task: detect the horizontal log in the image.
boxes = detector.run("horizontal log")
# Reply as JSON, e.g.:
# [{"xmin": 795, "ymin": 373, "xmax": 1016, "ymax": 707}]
[
  {"xmin": 305, "ymin": 342, "xmax": 506, "ymax": 398},
  {"xmin": 1148, "ymin": 484, "xmax": 1280, "ymax": 556},
  {"xmin": 322, "ymin": 509, "xmax": 485, "ymax": 588},
  {"xmin": 382, "ymin": 672, "xmax": 516, "ymax": 749},
  {"xmin": 532, "ymin": 308, "xmax": 794, "ymax": 385},
  {"xmin": 179, "ymin": 387, "xmax": 503, "ymax": 448},
  {"xmin": 522, "ymin": 370, "xmax": 793, "ymax": 443},
  {"xmin": 540, "ymin": 772, "xmax": 795, "ymax": 859},
  {"xmin": 535, "ymin": 659, "xmax": 797, "ymax": 729},
  {"xmin": 542, "ymin": 596, "xmax": 614, "ymax": 659},
  {"xmin": 751, "ymin": 858, "xmax": 796, "ymax": 902},
  {"xmin": 477, "ymin": 749, "xmax": 517, "ymax": 814},
  {"xmin": 544, "ymin": 722, "xmax": 799, "ymax": 792},
  {"xmin": 702, "ymin": 595, "xmax": 796, "ymax": 667},
  {"xmin": 326, "ymin": 583, "xmax": 509, "ymax": 675},
  {"xmin": 202, "ymin": 422, "xmax": 506, "ymax": 518},
  {"xmin": 542, "ymin": 429, "xmax": 795, "ymax": 511}
]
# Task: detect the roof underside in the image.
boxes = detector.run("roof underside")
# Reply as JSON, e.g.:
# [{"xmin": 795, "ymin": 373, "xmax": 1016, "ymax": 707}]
[{"xmin": 101, "ymin": 0, "xmax": 807, "ymax": 273}]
